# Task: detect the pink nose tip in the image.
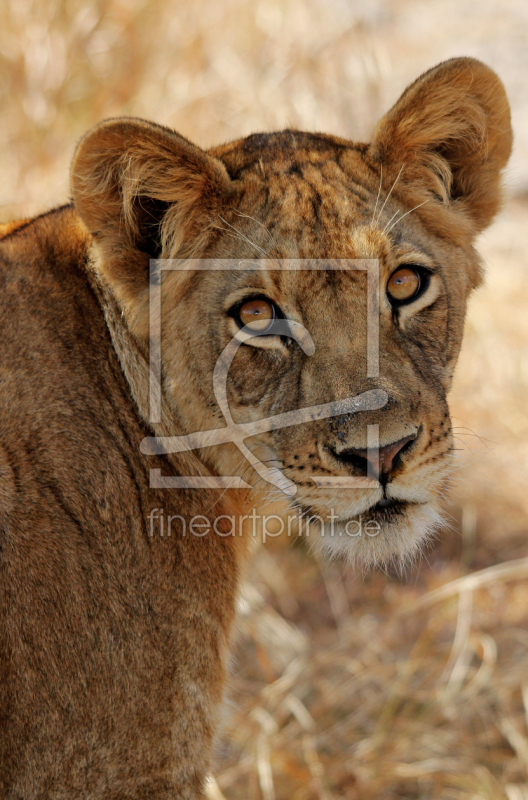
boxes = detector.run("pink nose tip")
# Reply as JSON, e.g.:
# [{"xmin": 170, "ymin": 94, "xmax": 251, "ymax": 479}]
[
  {"xmin": 330, "ymin": 433, "xmax": 416, "ymax": 481},
  {"xmin": 365, "ymin": 434, "xmax": 416, "ymax": 478}
]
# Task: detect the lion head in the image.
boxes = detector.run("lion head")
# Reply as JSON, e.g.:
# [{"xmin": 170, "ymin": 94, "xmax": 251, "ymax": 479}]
[{"xmin": 71, "ymin": 57, "xmax": 512, "ymax": 567}]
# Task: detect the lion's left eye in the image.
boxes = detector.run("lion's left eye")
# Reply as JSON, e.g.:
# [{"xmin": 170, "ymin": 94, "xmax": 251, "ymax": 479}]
[
  {"xmin": 234, "ymin": 297, "xmax": 277, "ymax": 332},
  {"xmin": 387, "ymin": 266, "xmax": 428, "ymax": 305}
]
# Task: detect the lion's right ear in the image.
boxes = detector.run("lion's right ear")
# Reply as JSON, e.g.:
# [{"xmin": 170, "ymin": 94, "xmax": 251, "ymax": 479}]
[
  {"xmin": 369, "ymin": 58, "xmax": 512, "ymax": 239},
  {"xmin": 71, "ymin": 118, "xmax": 231, "ymax": 311}
]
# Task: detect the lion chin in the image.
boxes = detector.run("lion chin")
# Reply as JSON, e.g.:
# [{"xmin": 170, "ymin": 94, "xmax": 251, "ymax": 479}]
[{"xmin": 301, "ymin": 498, "xmax": 445, "ymax": 570}]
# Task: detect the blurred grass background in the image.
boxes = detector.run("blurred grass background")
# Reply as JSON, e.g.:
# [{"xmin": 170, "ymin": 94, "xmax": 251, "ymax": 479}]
[{"xmin": 2, "ymin": 0, "xmax": 528, "ymax": 797}]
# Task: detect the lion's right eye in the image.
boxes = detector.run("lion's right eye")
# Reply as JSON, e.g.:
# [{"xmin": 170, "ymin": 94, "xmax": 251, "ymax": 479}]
[
  {"xmin": 387, "ymin": 266, "xmax": 429, "ymax": 305},
  {"xmin": 233, "ymin": 297, "xmax": 278, "ymax": 332}
]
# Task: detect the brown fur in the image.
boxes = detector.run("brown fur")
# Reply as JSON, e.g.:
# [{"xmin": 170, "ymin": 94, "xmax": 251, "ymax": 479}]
[{"xmin": 0, "ymin": 58, "xmax": 512, "ymax": 797}]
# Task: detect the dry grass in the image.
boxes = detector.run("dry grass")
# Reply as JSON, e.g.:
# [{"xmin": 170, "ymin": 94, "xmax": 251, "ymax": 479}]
[
  {"xmin": 2, "ymin": 0, "xmax": 528, "ymax": 797},
  {"xmin": 213, "ymin": 552, "xmax": 528, "ymax": 799}
]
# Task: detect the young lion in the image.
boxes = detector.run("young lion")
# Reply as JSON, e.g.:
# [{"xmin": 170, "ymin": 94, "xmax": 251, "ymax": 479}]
[{"xmin": 0, "ymin": 58, "xmax": 512, "ymax": 798}]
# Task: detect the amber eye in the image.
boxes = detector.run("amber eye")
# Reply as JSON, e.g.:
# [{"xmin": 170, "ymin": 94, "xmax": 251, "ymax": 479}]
[
  {"xmin": 387, "ymin": 267, "xmax": 423, "ymax": 304},
  {"xmin": 237, "ymin": 297, "xmax": 276, "ymax": 332}
]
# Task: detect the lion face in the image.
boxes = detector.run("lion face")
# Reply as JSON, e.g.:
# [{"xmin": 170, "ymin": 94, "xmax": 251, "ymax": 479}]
[
  {"xmin": 155, "ymin": 153, "xmax": 470, "ymax": 566},
  {"xmin": 71, "ymin": 58, "xmax": 512, "ymax": 566}
]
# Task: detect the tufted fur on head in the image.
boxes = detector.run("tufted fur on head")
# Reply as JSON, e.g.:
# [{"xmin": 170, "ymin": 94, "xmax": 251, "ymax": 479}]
[{"xmin": 72, "ymin": 58, "xmax": 512, "ymax": 323}]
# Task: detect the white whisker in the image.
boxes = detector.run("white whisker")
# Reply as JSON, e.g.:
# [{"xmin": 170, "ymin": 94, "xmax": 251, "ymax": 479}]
[
  {"xmin": 217, "ymin": 215, "xmax": 269, "ymax": 257},
  {"xmin": 375, "ymin": 163, "xmax": 404, "ymax": 226},
  {"xmin": 233, "ymin": 210, "xmax": 275, "ymax": 246},
  {"xmin": 370, "ymin": 164, "xmax": 383, "ymax": 226},
  {"xmin": 382, "ymin": 210, "xmax": 401, "ymax": 234},
  {"xmin": 386, "ymin": 199, "xmax": 430, "ymax": 235}
]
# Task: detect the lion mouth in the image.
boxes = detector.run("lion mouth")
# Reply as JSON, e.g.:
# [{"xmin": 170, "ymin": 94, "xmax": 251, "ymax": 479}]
[
  {"xmin": 294, "ymin": 496, "xmax": 425, "ymax": 524},
  {"xmin": 364, "ymin": 497, "xmax": 414, "ymax": 522}
]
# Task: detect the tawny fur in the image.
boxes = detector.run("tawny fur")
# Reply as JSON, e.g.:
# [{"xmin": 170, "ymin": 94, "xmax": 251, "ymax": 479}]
[{"xmin": 0, "ymin": 57, "xmax": 512, "ymax": 798}]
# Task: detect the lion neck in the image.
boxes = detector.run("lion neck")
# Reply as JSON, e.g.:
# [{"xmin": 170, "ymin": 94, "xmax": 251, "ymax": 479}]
[{"xmin": 85, "ymin": 248, "xmax": 180, "ymax": 442}]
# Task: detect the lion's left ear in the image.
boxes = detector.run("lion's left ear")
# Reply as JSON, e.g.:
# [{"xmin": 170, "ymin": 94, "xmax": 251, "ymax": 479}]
[
  {"xmin": 71, "ymin": 117, "xmax": 231, "ymax": 311},
  {"xmin": 369, "ymin": 57, "xmax": 512, "ymax": 236}
]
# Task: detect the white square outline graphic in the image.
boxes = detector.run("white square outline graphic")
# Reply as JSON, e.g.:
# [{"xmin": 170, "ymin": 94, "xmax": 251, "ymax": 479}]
[{"xmin": 142, "ymin": 259, "xmax": 385, "ymax": 492}]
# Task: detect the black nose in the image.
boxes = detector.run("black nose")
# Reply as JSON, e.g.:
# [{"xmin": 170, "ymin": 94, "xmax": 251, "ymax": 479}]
[{"xmin": 329, "ymin": 434, "xmax": 417, "ymax": 482}]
